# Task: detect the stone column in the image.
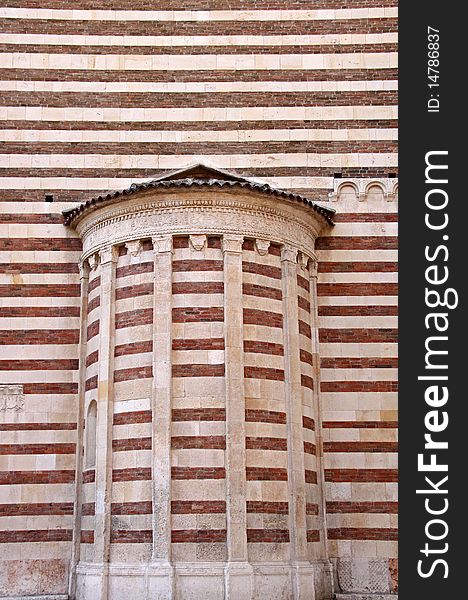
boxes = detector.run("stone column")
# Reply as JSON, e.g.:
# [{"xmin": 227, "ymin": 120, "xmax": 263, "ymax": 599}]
[
  {"xmin": 148, "ymin": 235, "xmax": 174, "ymax": 599},
  {"xmin": 281, "ymin": 244, "xmax": 313, "ymax": 600},
  {"xmin": 69, "ymin": 259, "xmax": 90, "ymax": 599},
  {"xmin": 308, "ymin": 258, "xmax": 333, "ymax": 599},
  {"xmin": 222, "ymin": 234, "xmax": 252, "ymax": 599},
  {"xmin": 93, "ymin": 245, "xmax": 118, "ymax": 600}
]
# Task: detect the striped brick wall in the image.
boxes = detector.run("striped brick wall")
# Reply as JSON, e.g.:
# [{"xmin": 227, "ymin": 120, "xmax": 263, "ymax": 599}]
[{"xmin": 0, "ymin": 1, "xmax": 397, "ymax": 597}]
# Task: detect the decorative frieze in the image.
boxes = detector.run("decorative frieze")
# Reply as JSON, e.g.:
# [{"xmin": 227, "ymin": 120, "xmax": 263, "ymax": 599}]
[{"xmin": 0, "ymin": 385, "xmax": 24, "ymax": 412}]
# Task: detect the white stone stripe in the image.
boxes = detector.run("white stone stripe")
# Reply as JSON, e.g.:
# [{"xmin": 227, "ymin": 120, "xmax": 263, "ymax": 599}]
[
  {"xmin": 322, "ymin": 223, "xmax": 398, "ymax": 235},
  {"xmin": 0, "ymin": 486, "xmax": 75, "ymax": 505},
  {"xmin": 0, "ymin": 52, "xmax": 398, "ymax": 71},
  {"xmin": 318, "ymin": 272, "xmax": 398, "ymax": 283},
  {"xmin": 0, "ymin": 153, "xmax": 398, "ymax": 169},
  {"xmin": 326, "ymin": 483, "xmax": 397, "ymax": 502},
  {"xmin": 317, "ymin": 250, "xmax": 398, "ymax": 261},
  {"xmin": 0, "ymin": 80, "xmax": 399, "ymax": 93},
  {"xmin": 0, "ymin": 297, "xmax": 80, "ymax": 307},
  {"xmin": 0, "ymin": 176, "xmax": 357, "ymax": 190},
  {"xmin": 319, "ymin": 344, "xmax": 397, "ymax": 358},
  {"xmin": 321, "ymin": 368, "xmax": 397, "ymax": 381},
  {"xmin": 0, "ymin": 346, "xmax": 78, "ymax": 360},
  {"xmin": 0, "ymin": 32, "xmax": 398, "ymax": 47},
  {"xmin": 0, "ymin": 127, "xmax": 398, "ymax": 143},
  {"xmin": 0, "ymin": 431, "xmax": 76, "ymax": 445},
  {"xmin": 0, "ymin": 273, "xmax": 79, "ymax": 284},
  {"xmin": 0, "ymin": 105, "xmax": 398, "ymax": 122},
  {"xmin": 0, "ymin": 371, "xmax": 78, "ymax": 383},
  {"xmin": 0, "ymin": 8, "xmax": 399, "ymax": 23},
  {"xmin": 0, "ymin": 317, "xmax": 81, "ymax": 329}
]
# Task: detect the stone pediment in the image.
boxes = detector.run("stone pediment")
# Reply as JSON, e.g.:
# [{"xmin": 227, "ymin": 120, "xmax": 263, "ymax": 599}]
[{"xmin": 63, "ymin": 162, "xmax": 335, "ymax": 228}]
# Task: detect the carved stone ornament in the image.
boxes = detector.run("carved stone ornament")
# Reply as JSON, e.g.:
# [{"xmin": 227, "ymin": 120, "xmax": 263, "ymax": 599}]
[
  {"xmin": 281, "ymin": 244, "xmax": 298, "ymax": 264},
  {"xmin": 125, "ymin": 239, "xmax": 142, "ymax": 258},
  {"xmin": 99, "ymin": 245, "xmax": 118, "ymax": 265},
  {"xmin": 222, "ymin": 234, "xmax": 244, "ymax": 254},
  {"xmin": 255, "ymin": 239, "xmax": 270, "ymax": 256},
  {"xmin": 87, "ymin": 253, "xmax": 99, "ymax": 271},
  {"xmin": 0, "ymin": 385, "xmax": 25, "ymax": 412},
  {"xmin": 189, "ymin": 234, "xmax": 207, "ymax": 251},
  {"xmin": 152, "ymin": 235, "xmax": 173, "ymax": 254},
  {"xmin": 298, "ymin": 252, "xmax": 309, "ymax": 271}
]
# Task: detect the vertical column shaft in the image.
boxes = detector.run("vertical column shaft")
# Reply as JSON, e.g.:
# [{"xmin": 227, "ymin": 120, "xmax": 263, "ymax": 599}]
[
  {"xmin": 281, "ymin": 244, "xmax": 310, "ymax": 597},
  {"xmin": 151, "ymin": 235, "xmax": 173, "ymax": 564},
  {"xmin": 309, "ymin": 258, "xmax": 330, "ymax": 559},
  {"xmin": 69, "ymin": 260, "xmax": 90, "ymax": 598},
  {"xmin": 93, "ymin": 246, "xmax": 118, "ymax": 600}
]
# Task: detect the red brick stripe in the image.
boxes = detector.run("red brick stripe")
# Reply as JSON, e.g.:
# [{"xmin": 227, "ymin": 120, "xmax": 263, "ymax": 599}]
[
  {"xmin": 246, "ymin": 409, "xmax": 286, "ymax": 424},
  {"xmin": 306, "ymin": 503, "xmax": 319, "ymax": 515},
  {"xmin": 112, "ymin": 501, "xmax": 152, "ymax": 515},
  {"xmin": 172, "ymin": 467, "xmax": 226, "ymax": 480},
  {"xmin": 88, "ymin": 276, "xmax": 101, "ymax": 293},
  {"xmin": 111, "ymin": 530, "xmax": 152, "ymax": 543},
  {"xmin": 243, "ymin": 282, "xmax": 282, "ymax": 300},
  {"xmin": 112, "ymin": 467, "xmax": 151, "ymax": 482},
  {"xmin": 301, "ymin": 374, "xmax": 314, "ymax": 390},
  {"xmin": 318, "ymin": 305, "xmax": 397, "ymax": 316},
  {"xmin": 244, "ymin": 366, "xmax": 284, "ymax": 381},
  {"xmin": 172, "ymin": 259, "xmax": 223, "ymax": 272},
  {"xmin": 172, "ymin": 529, "xmax": 226, "ymax": 543},
  {"xmin": 87, "ymin": 320, "xmax": 99, "ymax": 341},
  {"xmin": 328, "ymin": 528, "xmax": 398, "ymax": 540},
  {"xmin": 247, "ymin": 529, "xmax": 290, "ymax": 543},
  {"xmin": 326, "ymin": 501, "xmax": 398, "ymax": 514},
  {"xmin": 298, "ymin": 295, "xmax": 310, "ymax": 312},
  {"xmin": 85, "ymin": 375, "xmax": 98, "ymax": 392},
  {"xmin": 300, "ymin": 349, "xmax": 313, "ymax": 366},
  {"xmin": 305, "ymin": 470, "xmax": 318, "ymax": 484},
  {"xmin": 171, "ymin": 501, "xmax": 226, "ymax": 514},
  {"xmin": 82, "ymin": 470, "xmax": 95, "ymax": 483},
  {"xmin": 0, "ymin": 238, "xmax": 81, "ymax": 251},
  {"xmin": 82, "ymin": 503, "xmax": 95, "ymax": 516},
  {"xmin": 0, "ymin": 422, "xmax": 76, "ymax": 431},
  {"xmin": 115, "ymin": 282, "xmax": 153, "ymax": 300},
  {"xmin": 244, "ymin": 340, "xmax": 283, "ymax": 355},
  {"xmin": 318, "ymin": 283, "xmax": 398, "ymax": 296},
  {"xmin": 172, "ymin": 307, "xmax": 224, "ymax": 322},
  {"xmin": 171, "ymin": 436, "xmax": 226, "ymax": 449},
  {"xmin": 320, "ymin": 261, "xmax": 398, "ymax": 273},
  {"xmin": 246, "ymin": 501, "xmax": 289, "ymax": 514},
  {"xmin": 115, "ymin": 308, "xmax": 153, "ymax": 329},
  {"xmin": 22, "ymin": 383, "xmax": 77, "ymax": 394},
  {"xmin": 0, "ymin": 530, "xmax": 72, "ymax": 543},
  {"xmin": 303, "ymin": 416, "xmax": 315, "ymax": 431},
  {"xmin": 116, "ymin": 262, "xmax": 153, "ymax": 278},
  {"xmin": 0, "ymin": 261, "xmax": 78, "ymax": 273},
  {"xmin": 324, "ymin": 442, "xmax": 398, "ymax": 453},
  {"xmin": 114, "ymin": 340, "xmax": 152, "ymax": 356},
  {"xmin": 304, "ymin": 441, "xmax": 316, "ymax": 455},
  {"xmin": 243, "ymin": 261, "xmax": 281, "ymax": 280},
  {"xmin": 0, "ymin": 90, "xmax": 397, "ymax": 109},
  {"xmin": 112, "ymin": 437, "xmax": 152, "ymax": 451},
  {"xmin": 87, "ymin": 295, "xmax": 100, "ymax": 314},
  {"xmin": 0, "ymin": 470, "xmax": 75, "ymax": 485},
  {"xmin": 323, "ymin": 421, "xmax": 397, "ymax": 429},
  {"xmin": 0, "ymin": 443, "xmax": 75, "ymax": 455},
  {"xmin": 113, "ymin": 410, "xmax": 152, "ymax": 425},
  {"xmin": 246, "ymin": 437, "xmax": 287, "ymax": 451},
  {"xmin": 299, "ymin": 320, "xmax": 312, "ymax": 338},
  {"xmin": 321, "ymin": 357, "xmax": 397, "ymax": 368},
  {"xmin": 172, "ymin": 364, "xmax": 225, "ymax": 377},
  {"xmin": 243, "ymin": 308, "xmax": 283, "ymax": 328},
  {"xmin": 0, "ymin": 503, "xmax": 73, "ymax": 516},
  {"xmin": 172, "ymin": 408, "xmax": 225, "ymax": 421},
  {"xmin": 321, "ymin": 381, "xmax": 397, "ymax": 392},
  {"xmin": 172, "ymin": 281, "xmax": 223, "ymax": 295},
  {"xmin": 333, "ymin": 213, "xmax": 398, "ymax": 223},
  {"xmin": 86, "ymin": 350, "xmax": 99, "ymax": 368},
  {"xmin": 307, "ymin": 530, "xmax": 320, "ymax": 542},
  {"xmin": 81, "ymin": 530, "xmax": 94, "ymax": 544},
  {"xmin": 0, "ymin": 284, "xmax": 80, "ymax": 297},
  {"xmin": 246, "ymin": 467, "xmax": 288, "ymax": 481},
  {"xmin": 0, "ymin": 359, "xmax": 78, "ymax": 370},
  {"xmin": 0, "ymin": 306, "xmax": 80, "ymax": 318},
  {"xmin": 114, "ymin": 366, "xmax": 153, "ymax": 382},
  {"xmin": 316, "ymin": 237, "xmax": 397, "ymax": 250},
  {"xmin": 325, "ymin": 469, "xmax": 398, "ymax": 482},
  {"xmin": 297, "ymin": 274, "xmax": 310, "ymax": 292},
  {"xmin": 319, "ymin": 329, "xmax": 397, "ymax": 343},
  {"xmin": 173, "ymin": 338, "xmax": 224, "ymax": 350}
]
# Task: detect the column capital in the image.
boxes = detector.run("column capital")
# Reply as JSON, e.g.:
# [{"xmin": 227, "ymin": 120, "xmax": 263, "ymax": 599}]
[
  {"xmin": 309, "ymin": 258, "xmax": 318, "ymax": 279},
  {"xmin": 152, "ymin": 235, "xmax": 173, "ymax": 254},
  {"xmin": 280, "ymin": 243, "xmax": 298, "ymax": 264},
  {"xmin": 222, "ymin": 234, "xmax": 244, "ymax": 254},
  {"xmin": 99, "ymin": 245, "xmax": 118, "ymax": 265}
]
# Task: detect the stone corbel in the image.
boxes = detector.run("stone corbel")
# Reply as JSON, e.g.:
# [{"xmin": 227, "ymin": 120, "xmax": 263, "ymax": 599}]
[
  {"xmin": 125, "ymin": 239, "xmax": 143, "ymax": 260},
  {"xmin": 87, "ymin": 252, "xmax": 100, "ymax": 271},
  {"xmin": 78, "ymin": 259, "xmax": 90, "ymax": 280},
  {"xmin": 298, "ymin": 252, "xmax": 310, "ymax": 271},
  {"xmin": 255, "ymin": 239, "xmax": 270, "ymax": 256},
  {"xmin": 189, "ymin": 234, "xmax": 207, "ymax": 251},
  {"xmin": 99, "ymin": 245, "xmax": 118, "ymax": 265}
]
